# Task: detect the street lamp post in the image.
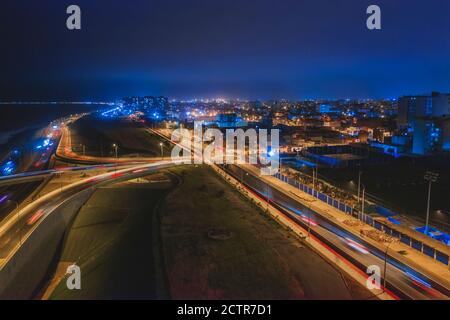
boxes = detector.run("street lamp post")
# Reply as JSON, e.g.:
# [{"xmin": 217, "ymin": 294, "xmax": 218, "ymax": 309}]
[
  {"xmin": 59, "ymin": 172, "xmax": 63, "ymax": 193},
  {"xmin": 361, "ymin": 184, "xmax": 365, "ymax": 222},
  {"xmin": 424, "ymin": 171, "xmax": 439, "ymax": 234},
  {"xmin": 315, "ymin": 158, "xmax": 318, "ymax": 184},
  {"xmin": 307, "ymin": 205, "xmax": 311, "ymax": 237},
  {"xmin": 240, "ymin": 170, "xmax": 248, "ymax": 186},
  {"xmin": 8, "ymin": 200, "xmax": 21, "ymax": 245},
  {"xmin": 383, "ymin": 240, "xmax": 394, "ymax": 293},
  {"xmin": 112, "ymin": 144, "xmax": 118, "ymax": 158},
  {"xmin": 357, "ymin": 170, "xmax": 362, "ymax": 203},
  {"xmin": 159, "ymin": 142, "xmax": 164, "ymax": 159},
  {"xmin": 312, "ymin": 167, "xmax": 316, "ymax": 190}
]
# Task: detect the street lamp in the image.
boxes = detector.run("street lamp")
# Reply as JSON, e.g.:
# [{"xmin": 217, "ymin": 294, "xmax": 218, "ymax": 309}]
[
  {"xmin": 80, "ymin": 144, "xmax": 86, "ymax": 156},
  {"xmin": 361, "ymin": 184, "xmax": 366, "ymax": 222},
  {"xmin": 159, "ymin": 142, "xmax": 164, "ymax": 159},
  {"xmin": 312, "ymin": 167, "xmax": 316, "ymax": 190},
  {"xmin": 382, "ymin": 240, "xmax": 394, "ymax": 293},
  {"xmin": 424, "ymin": 171, "xmax": 439, "ymax": 234},
  {"xmin": 112, "ymin": 143, "xmax": 118, "ymax": 158},
  {"xmin": 315, "ymin": 158, "xmax": 319, "ymax": 186},
  {"xmin": 240, "ymin": 170, "xmax": 249, "ymax": 185},
  {"xmin": 7, "ymin": 199, "xmax": 21, "ymax": 245},
  {"xmin": 357, "ymin": 170, "xmax": 362, "ymax": 203},
  {"xmin": 307, "ymin": 205, "xmax": 312, "ymax": 237}
]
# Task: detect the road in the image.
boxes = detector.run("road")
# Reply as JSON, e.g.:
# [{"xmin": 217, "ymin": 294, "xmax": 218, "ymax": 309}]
[
  {"xmin": 0, "ymin": 181, "xmax": 43, "ymax": 222},
  {"xmin": 0, "ymin": 161, "xmax": 178, "ymax": 269},
  {"xmin": 223, "ymin": 164, "xmax": 449, "ymax": 300},
  {"xmin": 0, "ymin": 118, "xmax": 65, "ymax": 177},
  {"xmin": 0, "ymin": 163, "xmax": 137, "ymax": 225},
  {"xmin": 150, "ymin": 127, "xmax": 449, "ymax": 300},
  {"xmin": 0, "ymin": 115, "xmax": 179, "ymax": 265},
  {"xmin": 2, "ymin": 118, "xmax": 447, "ymax": 300}
]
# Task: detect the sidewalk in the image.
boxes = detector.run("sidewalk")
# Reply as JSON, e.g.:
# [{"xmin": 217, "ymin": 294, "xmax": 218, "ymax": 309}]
[{"xmin": 241, "ymin": 164, "xmax": 450, "ymax": 291}]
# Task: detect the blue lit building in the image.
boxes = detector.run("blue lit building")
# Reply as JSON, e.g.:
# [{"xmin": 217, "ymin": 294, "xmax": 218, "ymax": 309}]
[
  {"xmin": 397, "ymin": 92, "xmax": 450, "ymax": 155},
  {"xmin": 122, "ymin": 95, "xmax": 169, "ymax": 120},
  {"xmin": 316, "ymin": 104, "xmax": 337, "ymax": 114},
  {"xmin": 412, "ymin": 118, "xmax": 450, "ymax": 155},
  {"xmin": 215, "ymin": 114, "xmax": 247, "ymax": 128}
]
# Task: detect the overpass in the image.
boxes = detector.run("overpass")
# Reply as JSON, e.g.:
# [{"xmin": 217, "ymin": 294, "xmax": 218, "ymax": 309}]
[{"xmin": 0, "ymin": 161, "xmax": 178, "ymax": 298}]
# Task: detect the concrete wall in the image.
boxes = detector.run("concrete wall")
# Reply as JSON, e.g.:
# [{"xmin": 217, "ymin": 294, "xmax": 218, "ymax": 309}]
[{"xmin": 0, "ymin": 188, "xmax": 95, "ymax": 299}]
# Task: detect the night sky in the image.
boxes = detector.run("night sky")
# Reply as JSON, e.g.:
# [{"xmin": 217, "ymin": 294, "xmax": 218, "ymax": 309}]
[{"xmin": 0, "ymin": 0, "xmax": 449, "ymax": 101}]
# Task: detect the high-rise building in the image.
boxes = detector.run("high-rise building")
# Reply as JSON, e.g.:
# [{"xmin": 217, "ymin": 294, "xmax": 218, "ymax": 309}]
[
  {"xmin": 397, "ymin": 95, "xmax": 431, "ymax": 128},
  {"xmin": 431, "ymin": 92, "xmax": 450, "ymax": 116},
  {"xmin": 412, "ymin": 118, "xmax": 450, "ymax": 155},
  {"xmin": 397, "ymin": 92, "xmax": 450, "ymax": 155}
]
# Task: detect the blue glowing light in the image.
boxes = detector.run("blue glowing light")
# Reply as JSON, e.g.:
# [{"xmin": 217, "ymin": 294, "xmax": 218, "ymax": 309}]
[
  {"xmin": 0, "ymin": 195, "xmax": 8, "ymax": 204},
  {"xmin": 387, "ymin": 217, "xmax": 401, "ymax": 225},
  {"xmin": 1, "ymin": 160, "xmax": 16, "ymax": 176},
  {"xmin": 405, "ymin": 272, "xmax": 432, "ymax": 288}
]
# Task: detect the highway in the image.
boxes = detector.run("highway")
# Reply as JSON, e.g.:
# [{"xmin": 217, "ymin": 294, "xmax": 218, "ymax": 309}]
[
  {"xmin": 0, "ymin": 163, "xmax": 139, "ymax": 224},
  {"xmin": 0, "ymin": 161, "xmax": 177, "ymax": 269},
  {"xmin": 2, "ymin": 118, "xmax": 447, "ymax": 300},
  {"xmin": 222, "ymin": 164, "xmax": 449, "ymax": 300},
  {"xmin": 0, "ymin": 118, "xmax": 178, "ymax": 267},
  {"xmin": 0, "ymin": 181, "xmax": 43, "ymax": 222}
]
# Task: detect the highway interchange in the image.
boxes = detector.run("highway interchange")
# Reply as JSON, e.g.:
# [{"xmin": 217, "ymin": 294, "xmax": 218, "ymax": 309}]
[{"xmin": 0, "ymin": 117, "xmax": 448, "ymax": 300}]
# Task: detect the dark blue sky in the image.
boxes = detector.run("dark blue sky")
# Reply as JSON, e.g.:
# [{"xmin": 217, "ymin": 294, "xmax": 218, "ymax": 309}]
[{"xmin": 0, "ymin": 0, "xmax": 449, "ymax": 100}]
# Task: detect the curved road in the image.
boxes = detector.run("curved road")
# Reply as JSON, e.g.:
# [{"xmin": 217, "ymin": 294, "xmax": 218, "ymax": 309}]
[{"xmin": 0, "ymin": 161, "xmax": 177, "ymax": 269}]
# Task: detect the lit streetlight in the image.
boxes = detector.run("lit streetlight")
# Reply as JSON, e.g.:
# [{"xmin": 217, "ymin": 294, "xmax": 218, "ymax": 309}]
[
  {"xmin": 159, "ymin": 142, "xmax": 164, "ymax": 159},
  {"xmin": 112, "ymin": 143, "xmax": 118, "ymax": 158}
]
